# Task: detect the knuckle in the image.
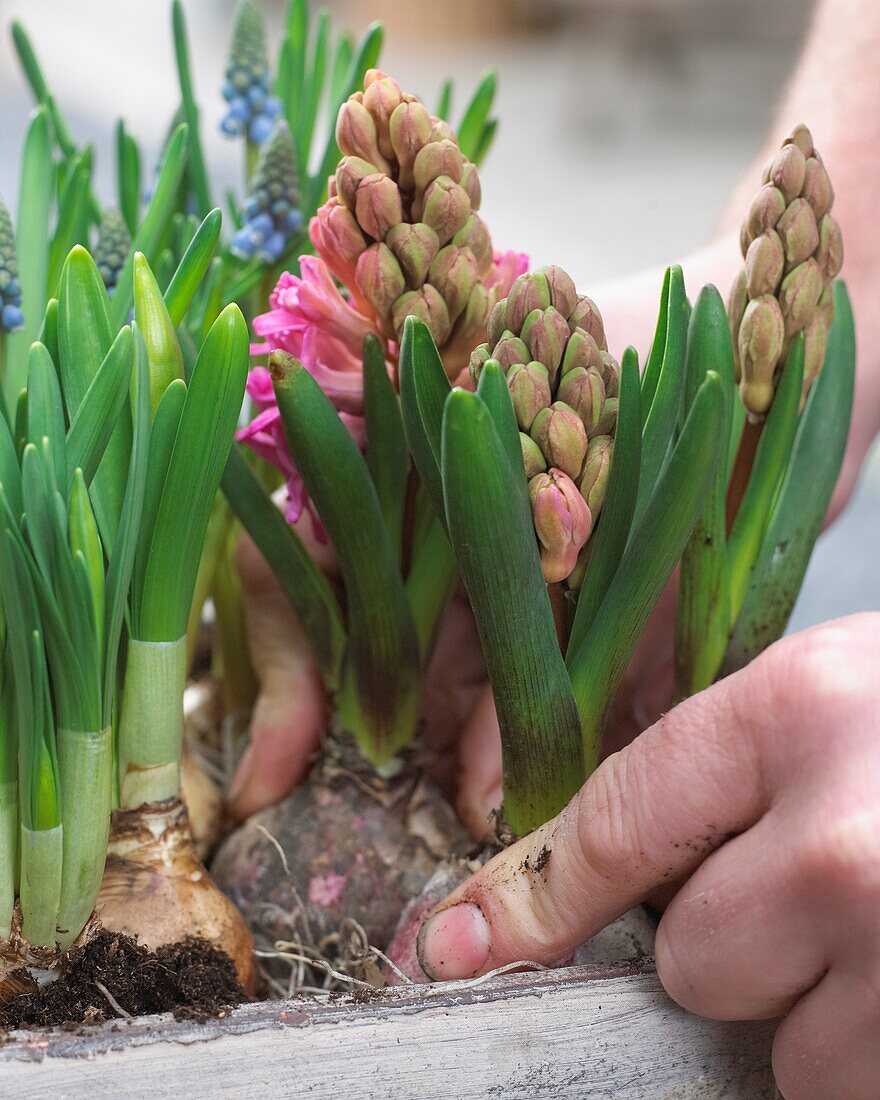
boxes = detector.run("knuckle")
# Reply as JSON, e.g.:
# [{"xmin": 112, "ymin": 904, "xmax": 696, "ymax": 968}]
[
  {"xmin": 574, "ymin": 755, "xmax": 647, "ymax": 886},
  {"xmin": 796, "ymin": 808, "xmax": 880, "ymax": 900}
]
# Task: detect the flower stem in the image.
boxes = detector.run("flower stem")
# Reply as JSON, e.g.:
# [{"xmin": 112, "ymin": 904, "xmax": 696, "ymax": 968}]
[{"xmin": 19, "ymin": 824, "xmax": 62, "ymax": 947}]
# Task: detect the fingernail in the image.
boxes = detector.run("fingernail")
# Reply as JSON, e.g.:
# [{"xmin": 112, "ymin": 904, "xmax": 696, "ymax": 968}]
[
  {"xmin": 228, "ymin": 743, "xmax": 254, "ymax": 807},
  {"xmin": 417, "ymin": 902, "xmax": 491, "ymax": 981}
]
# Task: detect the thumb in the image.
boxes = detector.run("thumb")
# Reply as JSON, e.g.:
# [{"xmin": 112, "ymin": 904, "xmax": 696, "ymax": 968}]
[{"xmin": 417, "ymin": 659, "xmax": 772, "ymax": 981}]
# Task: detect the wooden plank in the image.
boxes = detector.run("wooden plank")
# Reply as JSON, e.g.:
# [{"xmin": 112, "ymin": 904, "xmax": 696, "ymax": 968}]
[{"xmin": 0, "ymin": 962, "xmax": 777, "ymax": 1097}]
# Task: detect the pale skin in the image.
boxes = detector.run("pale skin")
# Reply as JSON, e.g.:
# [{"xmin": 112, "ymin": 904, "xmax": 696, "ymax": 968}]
[{"xmin": 231, "ymin": 1, "xmax": 880, "ymax": 1095}]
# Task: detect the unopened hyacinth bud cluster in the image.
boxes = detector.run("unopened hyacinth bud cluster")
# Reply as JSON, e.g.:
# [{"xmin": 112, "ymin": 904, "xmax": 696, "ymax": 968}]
[
  {"xmin": 317, "ymin": 70, "xmax": 509, "ymax": 376},
  {"xmin": 471, "ymin": 266, "xmax": 619, "ymax": 585},
  {"xmin": 729, "ymin": 124, "xmax": 843, "ymax": 418},
  {"xmin": 0, "ymin": 200, "xmax": 23, "ymax": 333},
  {"xmin": 220, "ymin": 0, "xmax": 282, "ymax": 144},
  {"xmin": 94, "ymin": 207, "xmax": 131, "ymax": 297},
  {"xmin": 231, "ymin": 120, "xmax": 303, "ymax": 263}
]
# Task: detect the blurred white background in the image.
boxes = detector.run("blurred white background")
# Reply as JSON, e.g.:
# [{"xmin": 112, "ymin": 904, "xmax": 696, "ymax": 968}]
[{"xmin": 0, "ymin": 0, "xmax": 876, "ymax": 628}]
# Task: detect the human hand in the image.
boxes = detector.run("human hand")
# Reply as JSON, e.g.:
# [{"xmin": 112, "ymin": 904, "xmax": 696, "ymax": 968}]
[{"xmin": 417, "ymin": 614, "xmax": 880, "ymax": 1100}]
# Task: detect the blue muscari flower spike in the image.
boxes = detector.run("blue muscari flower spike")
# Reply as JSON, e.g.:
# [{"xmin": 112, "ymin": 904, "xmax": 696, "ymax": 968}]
[
  {"xmin": 0, "ymin": 199, "xmax": 24, "ymax": 334},
  {"xmin": 94, "ymin": 207, "xmax": 132, "ymax": 297},
  {"xmin": 221, "ymin": 1, "xmax": 283, "ymax": 145},
  {"xmin": 231, "ymin": 120, "xmax": 303, "ymax": 264}
]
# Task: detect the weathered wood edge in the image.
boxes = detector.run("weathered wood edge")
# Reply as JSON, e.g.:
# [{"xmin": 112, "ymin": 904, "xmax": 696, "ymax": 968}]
[{"xmin": 0, "ymin": 958, "xmax": 654, "ymax": 1062}]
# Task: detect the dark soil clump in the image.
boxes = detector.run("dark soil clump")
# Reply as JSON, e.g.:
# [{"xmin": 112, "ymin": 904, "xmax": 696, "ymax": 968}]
[{"xmin": 0, "ymin": 929, "xmax": 246, "ymax": 1030}]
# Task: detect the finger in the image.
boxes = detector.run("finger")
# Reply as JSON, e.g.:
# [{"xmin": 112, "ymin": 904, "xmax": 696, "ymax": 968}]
[
  {"xmin": 455, "ymin": 686, "xmax": 503, "ymax": 841},
  {"xmin": 417, "ymin": 647, "xmax": 778, "ymax": 980},
  {"xmin": 228, "ymin": 533, "xmax": 326, "ymax": 821},
  {"xmin": 773, "ymin": 967, "xmax": 880, "ymax": 1100}
]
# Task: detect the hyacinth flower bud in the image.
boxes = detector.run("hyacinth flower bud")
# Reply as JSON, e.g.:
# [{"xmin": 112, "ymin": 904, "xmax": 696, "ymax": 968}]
[
  {"xmin": 491, "ymin": 331, "xmax": 531, "ymax": 369},
  {"xmin": 738, "ymin": 295, "xmax": 786, "ymax": 415},
  {"xmin": 469, "ymin": 344, "xmax": 492, "ymax": 386},
  {"xmin": 413, "ymin": 139, "xmax": 465, "ymax": 194},
  {"xmin": 389, "ymin": 100, "xmax": 434, "ymax": 192},
  {"xmin": 362, "ymin": 71, "xmax": 404, "ymax": 162},
  {"xmin": 578, "ymin": 435, "xmax": 614, "ymax": 515},
  {"xmin": 356, "ymin": 243, "xmax": 407, "ymax": 323},
  {"xmin": 335, "ymin": 156, "xmax": 380, "ymax": 209},
  {"xmin": 430, "ymin": 117, "xmax": 456, "ymax": 143},
  {"xmin": 392, "ymin": 284, "xmax": 452, "ymax": 347},
  {"xmin": 560, "ymin": 329, "xmax": 603, "ymax": 376},
  {"xmin": 593, "ymin": 397, "xmax": 619, "ymax": 438},
  {"xmin": 459, "ymin": 163, "xmax": 482, "ymax": 210},
  {"xmin": 802, "ymin": 157, "xmax": 834, "ymax": 220},
  {"xmin": 530, "ymin": 401, "xmax": 588, "ymax": 480},
  {"xmin": 355, "ymin": 173, "xmax": 404, "ymax": 241},
  {"xmin": 600, "ymin": 352, "xmax": 621, "ymax": 397},
  {"xmin": 0, "ymin": 199, "xmax": 24, "ymax": 333},
  {"xmin": 95, "ymin": 206, "xmax": 131, "ymax": 297},
  {"xmin": 529, "ymin": 470, "xmax": 593, "ymax": 584},
  {"xmin": 337, "ymin": 98, "xmax": 391, "ymax": 175},
  {"xmin": 386, "ymin": 222, "xmax": 440, "ymax": 287},
  {"xmin": 220, "ymin": 1, "xmax": 282, "ymax": 144},
  {"xmin": 730, "ymin": 123, "xmax": 843, "ymax": 416},
  {"xmin": 543, "ymin": 265, "xmax": 579, "ymax": 319},
  {"xmin": 745, "ymin": 231, "xmax": 785, "ymax": 298},
  {"xmin": 521, "ymin": 306, "xmax": 571, "ymax": 383},
  {"xmin": 428, "ymin": 245, "xmax": 479, "ymax": 323},
  {"xmin": 487, "ymin": 299, "xmax": 508, "ymax": 347},
  {"xmin": 567, "ymin": 295, "xmax": 607, "ymax": 349},
  {"xmin": 504, "ymin": 271, "xmax": 551, "ymax": 333},
  {"xmin": 521, "ymin": 433, "xmax": 546, "ymax": 479},
  {"xmin": 420, "ymin": 176, "xmax": 472, "ymax": 246},
  {"xmin": 453, "ymin": 214, "xmax": 493, "ymax": 274},
  {"xmin": 557, "ymin": 366, "xmax": 605, "ymax": 434},
  {"xmin": 232, "ymin": 120, "xmax": 303, "ymax": 263},
  {"xmin": 507, "ymin": 361, "xmax": 552, "ymax": 431},
  {"xmin": 310, "ymin": 199, "xmax": 368, "ymax": 286}
]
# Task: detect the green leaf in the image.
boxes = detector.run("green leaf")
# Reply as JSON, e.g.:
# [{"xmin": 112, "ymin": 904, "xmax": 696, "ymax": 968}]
[
  {"xmin": 640, "ymin": 267, "xmax": 670, "ymax": 411},
  {"xmin": 441, "ymin": 389, "xmax": 582, "ymax": 836},
  {"xmin": 138, "ymin": 305, "xmax": 249, "ymax": 641},
  {"xmin": 723, "ymin": 282, "xmax": 855, "ymax": 674},
  {"xmin": 221, "ymin": 445, "xmax": 346, "ymax": 691},
  {"xmin": 567, "ymin": 347, "xmax": 642, "ymax": 655},
  {"xmin": 727, "ymin": 335, "xmax": 804, "ymax": 623},
  {"xmin": 47, "ymin": 154, "xmax": 91, "ymax": 296},
  {"xmin": 66, "ymin": 325, "xmax": 133, "ymax": 490},
  {"xmin": 277, "ymin": 0, "xmax": 308, "ymax": 162},
  {"xmin": 134, "ymin": 252, "xmax": 184, "ymax": 417},
  {"xmin": 457, "ymin": 71, "xmax": 496, "ymax": 163},
  {"xmin": 301, "ymin": 11, "xmax": 331, "ymax": 185},
  {"xmin": 272, "ymin": 353, "xmax": 420, "ymax": 764},
  {"xmin": 37, "ymin": 298, "xmax": 60, "ymax": 368},
  {"xmin": 673, "ymin": 286, "xmax": 736, "ymax": 701},
  {"xmin": 116, "ymin": 119, "xmax": 142, "ymax": 235},
  {"xmin": 26, "ymin": 342, "xmax": 67, "ymax": 488},
  {"xmin": 363, "ymin": 335, "xmax": 408, "ymax": 561},
  {"xmin": 3, "ymin": 107, "xmax": 54, "ymax": 416},
  {"xmin": 68, "ymin": 469, "xmax": 105, "ymax": 673},
  {"xmin": 475, "ymin": 360, "xmax": 526, "ymax": 495},
  {"xmin": 436, "ymin": 79, "xmax": 453, "ymax": 122},
  {"xmin": 633, "ymin": 265, "xmax": 689, "ymax": 525},
  {"xmin": 171, "ymin": 0, "xmax": 212, "ymax": 218},
  {"xmin": 163, "ymin": 208, "xmax": 222, "ymax": 327},
  {"xmin": 0, "ymin": 415, "xmax": 23, "ymax": 521},
  {"xmin": 109, "ymin": 124, "xmax": 190, "ymax": 331},
  {"xmin": 11, "ymin": 22, "xmax": 75, "ymax": 157},
  {"xmin": 398, "ymin": 316, "xmax": 451, "ymax": 532},
  {"xmin": 329, "ymin": 33, "xmax": 355, "ymax": 104},
  {"xmin": 569, "ymin": 371, "xmax": 726, "ymax": 767}
]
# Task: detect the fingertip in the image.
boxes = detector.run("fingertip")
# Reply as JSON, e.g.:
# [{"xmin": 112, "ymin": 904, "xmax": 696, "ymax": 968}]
[{"xmin": 417, "ymin": 902, "xmax": 491, "ymax": 981}]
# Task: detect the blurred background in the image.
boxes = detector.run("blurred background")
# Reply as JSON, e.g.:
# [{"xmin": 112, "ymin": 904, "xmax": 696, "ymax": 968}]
[{"xmin": 0, "ymin": 0, "xmax": 876, "ymax": 629}]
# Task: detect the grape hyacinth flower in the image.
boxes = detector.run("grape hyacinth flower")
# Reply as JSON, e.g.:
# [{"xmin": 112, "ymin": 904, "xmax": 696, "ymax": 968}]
[
  {"xmin": 94, "ymin": 206, "xmax": 132, "ymax": 297},
  {"xmin": 231, "ymin": 120, "xmax": 303, "ymax": 264},
  {"xmin": 220, "ymin": 0, "xmax": 282, "ymax": 145},
  {"xmin": 0, "ymin": 199, "xmax": 24, "ymax": 333}
]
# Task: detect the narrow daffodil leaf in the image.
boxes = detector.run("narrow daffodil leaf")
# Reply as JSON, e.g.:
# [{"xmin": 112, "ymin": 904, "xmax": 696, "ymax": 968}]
[
  {"xmin": 723, "ymin": 281, "xmax": 855, "ymax": 674},
  {"xmin": 109, "ymin": 124, "xmax": 189, "ymax": 331},
  {"xmin": 171, "ymin": 0, "xmax": 212, "ymax": 218},
  {"xmin": 363, "ymin": 334, "xmax": 408, "ymax": 561},
  {"xmin": 301, "ymin": 11, "xmax": 330, "ymax": 185},
  {"xmin": 442, "ymin": 388, "xmax": 582, "ymax": 836},
  {"xmin": 37, "ymin": 298, "xmax": 60, "ymax": 368},
  {"xmin": 673, "ymin": 285, "xmax": 736, "ymax": 701},
  {"xmin": 436, "ymin": 78, "xmax": 453, "ymax": 120},
  {"xmin": 0, "ymin": 415, "xmax": 23, "ymax": 520},
  {"xmin": 134, "ymin": 252, "xmax": 185, "ymax": 418},
  {"xmin": 66, "ymin": 326, "xmax": 133, "ymax": 490},
  {"xmin": 272, "ymin": 353, "xmax": 421, "ymax": 764},
  {"xmin": 10, "ymin": 22, "xmax": 75, "ymax": 156},
  {"xmin": 221, "ymin": 445, "xmax": 346, "ymax": 691},
  {"xmin": 640, "ymin": 267, "xmax": 670, "ymax": 411},
  {"xmin": 26, "ymin": 342, "xmax": 67, "ymax": 488},
  {"xmin": 116, "ymin": 119, "xmax": 142, "ymax": 235},
  {"xmin": 138, "ymin": 306, "xmax": 248, "ymax": 641},
  {"xmin": 569, "ymin": 371, "xmax": 726, "ymax": 767},
  {"xmin": 69, "ymin": 469, "xmax": 105, "ymax": 672},
  {"xmin": 473, "ymin": 118, "xmax": 499, "ymax": 168},
  {"xmin": 457, "ymin": 70, "xmax": 496, "ymax": 164},
  {"xmin": 164, "ymin": 208, "xmax": 222, "ymax": 327},
  {"xmin": 567, "ymin": 347, "xmax": 642, "ymax": 655},
  {"xmin": 399, "ymin": 316, "xmax": 450, "ymax": 532},
  {"xmin": 3, "ymin": 107, "xmax": 53, "ymax": 415},
  {"xmin": 278, "ymin": 0, "xmax": 309, "ymax": 177},
  {"xmin": 47, "ymin": 154, "xmax": 91, "ymax": 296},
  {"xmin": 633, "ymin": 265, "xmax": 689, "ymax": 524},
  {"xmin": 329, "ymin": 32, "xmax": 355, "ymax": 105},
  {"xmin": 727, "ymin": 336, "xmax": 805, "ymax": 623}
]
